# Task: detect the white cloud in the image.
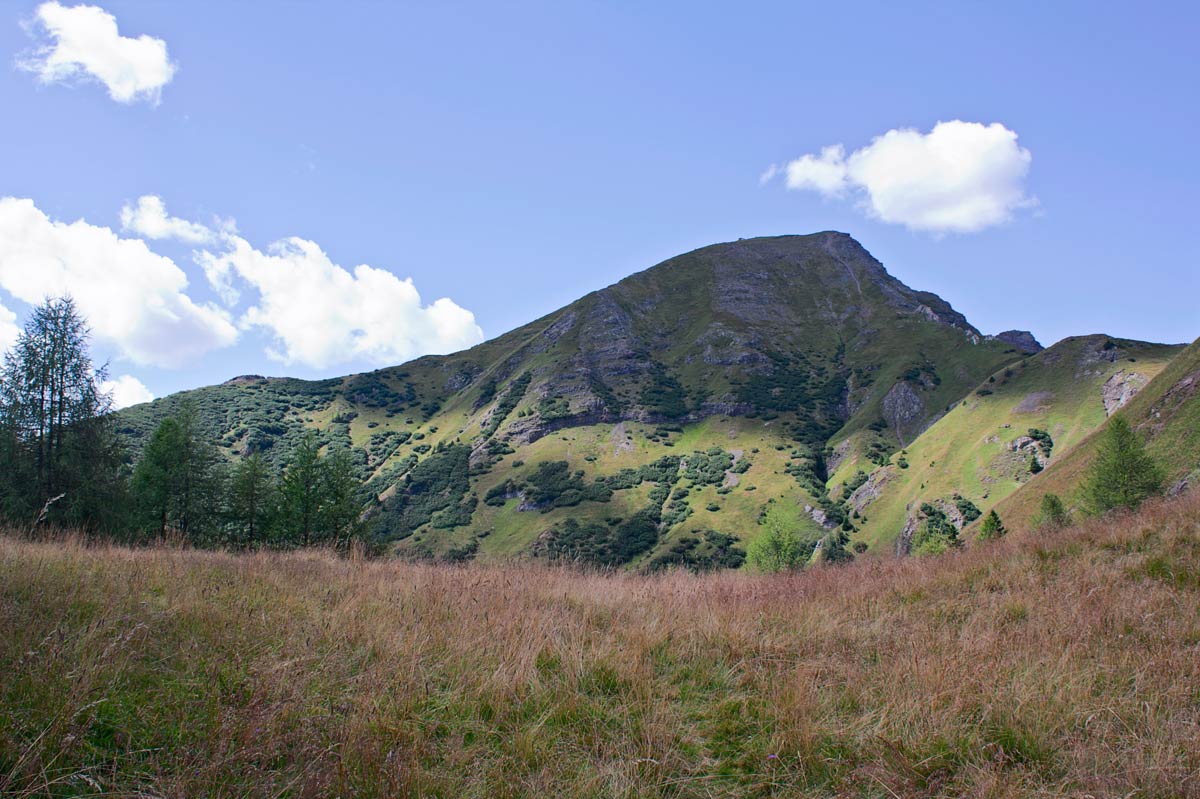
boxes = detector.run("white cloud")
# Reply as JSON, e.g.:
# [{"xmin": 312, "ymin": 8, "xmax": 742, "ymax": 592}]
[
  {"xmin": 0, "ymin": 197, "xmax": 238, "ymax": 368},
  {"xmin": 0, "ymin": 300, "xmax": 19, "ymax": 353},
  {"xmin": 757, "ymin": 163, "xmax": 780, "ymax": 186},
  {"xmin": 784, "ymin": 144, "xmax": 850, "ymax": 195},
  {"xmin": 18, "ymin": 1, "xmax": 176, "ymax": 104},
  {"xmin": 101, "ymin": 373, "xmax": 154, "ymax": 409},
  {"xmin": 197, "ymin": 235, "xmax": 485, "ymax": 369},
  {"xmin": 120, "ymin": 195, "xmax": 214, "ymax": 243},
  {"xmin": 771, "ymin": 121, "xmax": 1034, "ymax": 233}
]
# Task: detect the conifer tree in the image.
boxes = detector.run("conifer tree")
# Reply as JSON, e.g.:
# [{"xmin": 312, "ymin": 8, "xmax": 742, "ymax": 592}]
[
  {"xmin": 319, "ymin": 449, "xmax": 362, "ymax": 547},
  {"xmin": 1033, "ymin": 493, "xmax": 1070, "ymax": 530},
  {"xmin": 978, "ymin": 509, "xmax": 1006, "ymax": 540},
  {"xmin": 227, "ymin": 453, "xmax": 276, "ymax": 546},
  {"xmin": 281, "ymin": 434, "xmax": 323, "ymax": 546},
  {"xmin": 131, "ymin": 403, "xmax": 223, "ymax": 540},
  {"xmin": 1081, "ymin": 416, "xmax": 1163, "ymax": 514},
  {"xmin": 0, "ymin": 297, "xmax": 126, "ymax": 529}
]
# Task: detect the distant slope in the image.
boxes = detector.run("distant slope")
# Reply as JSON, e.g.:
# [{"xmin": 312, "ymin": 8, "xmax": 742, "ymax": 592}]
[
  {"xmin": 118, "ymin": 232, "xmax": 1035, "ymax": 565},
  {"xmin": 847, "ymin": 335, "xmax": 1182, "ymax": 550},
  {"xmin": 991, "ymin": 336, "xmax": 1200, "ymax": 530}
]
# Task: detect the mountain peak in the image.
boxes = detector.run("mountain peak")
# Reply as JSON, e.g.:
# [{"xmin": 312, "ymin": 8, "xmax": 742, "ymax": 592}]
[{"xmin": 989, "ymin": 330, "xmax": 1043, "ymax": 353}]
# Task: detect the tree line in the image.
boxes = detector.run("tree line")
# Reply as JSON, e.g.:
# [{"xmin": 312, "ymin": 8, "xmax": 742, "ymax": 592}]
[{"xmin": 0, "ymin": 297, "xmax": 364, "ymax": 548}]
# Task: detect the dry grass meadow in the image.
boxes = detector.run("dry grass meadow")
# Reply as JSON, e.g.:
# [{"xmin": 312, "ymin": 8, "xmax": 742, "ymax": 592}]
[{"xmin": 2, "ymin": 493, "xmax": 1199, "ymax": 798}]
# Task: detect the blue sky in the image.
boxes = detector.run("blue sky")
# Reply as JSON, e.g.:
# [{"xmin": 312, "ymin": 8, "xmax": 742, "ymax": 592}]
[{"xmin": 1, "ymin": 1, "xmax": 1197, "ymax": 406}]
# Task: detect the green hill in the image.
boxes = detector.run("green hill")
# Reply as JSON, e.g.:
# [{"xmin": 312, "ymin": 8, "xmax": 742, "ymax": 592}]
[
  {"xmin": 844, "ymin": 335, "xmax": 1183, "ymax": 551},
  {"xmin": 989, "ymin": 335, "xmax": 1200, "ymax": 530},
  {"xmin": 118, "ymin": 232, "xmax": 1038, "ymax": 564}
]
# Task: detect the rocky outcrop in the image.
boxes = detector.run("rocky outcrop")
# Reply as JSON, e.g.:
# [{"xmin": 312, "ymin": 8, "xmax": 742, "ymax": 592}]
[
  {"xmin": 846, "ymin": 467, "xmax": 894, "ymax": 515},
  {"xmin": 1102, "ymin": 370, "xmax": 1149, "ymax": 415},
  {"xmin": 804, "ymin": 504, "xmax": 837, "ymax": 529},
  {"xmin": 989, "ymin": 330, "xmax": 1043, "ymax": 353},
  {"xmin": 1009, "ymin": 435, "xmax": 1047, "ymax": 469},
  {"xmin": 883, "ymin": 381, "xmax": 926, "ymax": 446},
  {"xmin": 826, "ymin": 438, "xmax": 853, "ymax": 475},
  {"xmin": 695, "ymin": 323, "xmax": 770, "ymax": 368},
  {"xmin": 1168, "ymin": 468, "xmax": 1199, "ymax": 497}
]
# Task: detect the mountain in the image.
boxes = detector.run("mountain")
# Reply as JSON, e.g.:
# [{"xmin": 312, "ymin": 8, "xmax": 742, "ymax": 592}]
[
  {"xmin": 116, "ymin": 232, "xmax": 1180, "ymax": 566},
  {"xmin": 987, "ymin": 335, "xmax": 1200, "ymax": 530}
]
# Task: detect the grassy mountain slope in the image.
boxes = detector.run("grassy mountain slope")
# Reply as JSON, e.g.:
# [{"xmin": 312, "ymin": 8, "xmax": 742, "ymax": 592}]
[
  {"xmin": 4, "ymin": 489, "xmax": 1199, "ymax": 797},
  {"xmin": 990, "ymin": 336, "xmax": 1200, "ymax": 531},
  {"xmin": 119, "ymin": 232, "xmax": 1036, "ymax": 563},
  {"xmin": 847, "ymin": 335, "xmax": 1183, "ymax": 550}
]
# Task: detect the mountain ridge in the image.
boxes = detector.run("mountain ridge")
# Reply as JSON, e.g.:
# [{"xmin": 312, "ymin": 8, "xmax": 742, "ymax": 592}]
[{"xmin": 115, "ymin": 232, "xmax": 1181, "ymax": 565}]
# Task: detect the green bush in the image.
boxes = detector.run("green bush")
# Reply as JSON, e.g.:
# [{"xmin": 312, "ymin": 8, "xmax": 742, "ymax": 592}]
[
  {"xmin": 746, "ymin": 523, "xmax": 815, "ymax": 573},
  {"xmin": 646, "ymin": 530, "xmax": 746, "ymax": 572},
  {"xmin": 911, "ymin": 503, "xmax": 959, "ymax": 556},
  {"xmin": 954, "ymin": 495, "xmax": 982, "ymax": 523}
]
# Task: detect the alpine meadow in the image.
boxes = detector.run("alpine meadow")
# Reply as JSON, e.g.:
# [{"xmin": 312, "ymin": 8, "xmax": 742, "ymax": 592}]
[{"xmin": 2, "ymin": 2, "xmax": 1198, "ymax": 798}]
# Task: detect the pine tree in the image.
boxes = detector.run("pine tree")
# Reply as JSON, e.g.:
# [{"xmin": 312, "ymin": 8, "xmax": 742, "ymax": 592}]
[
  {"xmin": 1081, "ymin": 416, "xmax": 1164, "ymax": 514},
  {"xmin": 978, "ymin": 509, "xmax": 1006, "ymax": 540},
  {"xmin": 131, "ymin": 403, "xmax": 223, "ymax": 540},
  {"xmin": 319, "ymin": 449, "xmax": 362, "ymax": 547},
  {"xmin": 0, "ymin": 297, "xmax": 126, "ymax": 529},
  {"xmin": 281, "ymin": 434, "xmax": 323, "ymax": 546},
  {"xmin": 1033, "ymin": 493, "xmax": 1070, "ymax": 530},
  {"xmin": 227, "ymin": 453, "xmax": 276, "ymax": 546}
]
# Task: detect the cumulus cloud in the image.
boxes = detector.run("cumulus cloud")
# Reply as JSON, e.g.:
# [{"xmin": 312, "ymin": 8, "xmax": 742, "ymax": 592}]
[
  {"xmin": 769, "ymin": 120, "xmax": 1034, "ymax": 233},
  {"xmin": 197, "ymin": 235, "xmax": 485, "ymax": 369},
  {"xmin": 18, "ymin": 1, "xmax": 176, "ymax": 104},
  {"xmin": 784, "ymin": 145, "xmax": 851, "ymax": 195},
  {"xmin": 101, "ymin": 373, "xmax": 154, "ymax": 408},
  {"xmin": 0, "ymin": 197, "xmax": 238, "ymax": 367},
  {"xmin": 0, "ymin": 300, "xmax": 19, "ymax": 353},
  {"xmin": 121, "ymin": 195, "xmax": 215, "ymax": 243}
]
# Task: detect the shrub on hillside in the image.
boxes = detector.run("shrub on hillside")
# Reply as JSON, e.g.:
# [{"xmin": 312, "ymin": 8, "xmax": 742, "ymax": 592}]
[
  {"xmin": 911, "ymin": 503, "xmax": 959, "ymax": 556},
  {"xmin": 746, "ymin": 523, "xmax": 815, "ymax": 573}
]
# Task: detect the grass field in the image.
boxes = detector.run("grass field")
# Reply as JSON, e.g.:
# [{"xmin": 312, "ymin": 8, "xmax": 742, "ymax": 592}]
[{"xmin": 3, "ymin": 491, "xmax": 1200, "ymax": 798}]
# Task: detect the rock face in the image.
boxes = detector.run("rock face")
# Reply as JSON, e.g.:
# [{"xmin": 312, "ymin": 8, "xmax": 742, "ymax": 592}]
[
  {"xmin": 1102, "ymin": 369, "xmax": 1149, "ymax": 415},
  {"xmin": 990, "ymin": 330, "xmax": 1044, "ymax": 353},
  {"xmin": 804, "ymin": 504, "xmax": 837, "ymax": 529},
  {"xmin": 882, "ymin": 381, "xmax": 927, "ymax": 445},
  {"xmin": 846, "ymin": 467, "xmax": 894, "ymax": 515}
]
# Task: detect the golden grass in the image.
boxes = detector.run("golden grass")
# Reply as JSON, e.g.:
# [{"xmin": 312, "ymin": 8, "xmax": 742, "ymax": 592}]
[{"xmin": 2, "ymin": 493, "xmax": 1199, "ymax": 798}]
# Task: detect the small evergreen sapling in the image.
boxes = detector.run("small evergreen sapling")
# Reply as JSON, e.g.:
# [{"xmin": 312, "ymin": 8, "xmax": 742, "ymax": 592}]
[
  {"xmin": 978, "ymin": 509, "xmax": 1006, "ymax": 541},
  {"xmin": 1033, "ymin": 493, "xmax": 1071, "ymax": 530}
]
